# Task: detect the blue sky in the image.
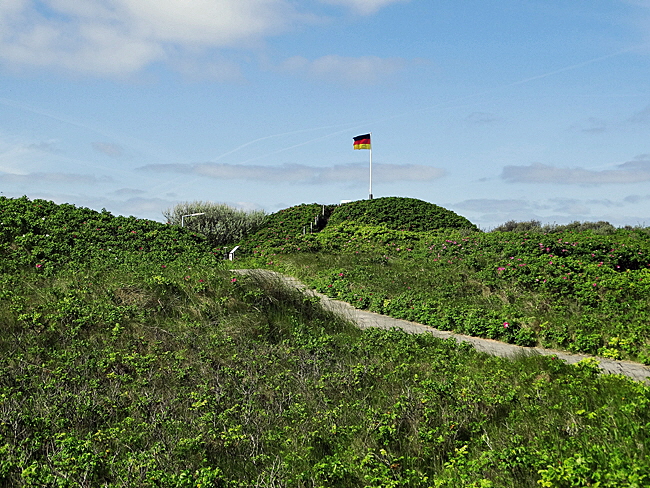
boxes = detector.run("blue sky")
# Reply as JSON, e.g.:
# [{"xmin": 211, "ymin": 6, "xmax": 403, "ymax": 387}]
[{"xmin": 1, "ymin": 0, "xmax": 650, "ymax": 229}]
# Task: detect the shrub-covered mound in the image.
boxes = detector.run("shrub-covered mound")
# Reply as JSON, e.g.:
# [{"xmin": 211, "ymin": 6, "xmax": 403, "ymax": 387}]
[
  {"xmin": 0, "ymin": 196, "xmax": 219, "ymax": 273},
  {"xmin": 238, "ymin": 203, "xmax": 335, "ymax": 253},
  {"xmin": 328, "ymin": 196, "xmax": 478, "ymax": 232},
  {"xmin": 3, "ymin": 196, "xmax": 650, "ymax": 486}
]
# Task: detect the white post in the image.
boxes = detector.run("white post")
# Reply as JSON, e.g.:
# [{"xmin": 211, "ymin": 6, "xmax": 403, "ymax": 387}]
[
  {"xmin": 228, "ymin": 245, "xmax": 240, "ymax": 261},
  {"xmin": 181, "ymin": 212, "xmax": 205, "ymax": 227}
]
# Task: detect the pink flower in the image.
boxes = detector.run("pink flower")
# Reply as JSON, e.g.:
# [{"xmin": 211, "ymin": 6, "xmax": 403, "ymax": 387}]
[
  {"xmin": 230, "ymin": 278, "xmax": 237, "ymax": 283},
  {"xmin": 503, "ymin": 322, "xmax": 509, "ymax": 328},
  {"xmin": 35, "ymin": 264, "xmax": 42, "ymax": 268}
]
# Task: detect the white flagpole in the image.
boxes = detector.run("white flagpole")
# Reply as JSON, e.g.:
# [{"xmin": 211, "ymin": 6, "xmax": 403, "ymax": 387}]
[{"xmin": 369, "ymin": 132, "xmax": 373, "ymax": 199}]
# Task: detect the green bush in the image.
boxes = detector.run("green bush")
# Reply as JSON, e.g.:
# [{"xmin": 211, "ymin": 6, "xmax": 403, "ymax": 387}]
[
  {"xmin": 492, "ymin": 220, "xmax": 543, "ymax": 232},
  {"xmin": 2, "ymin": 196, "xmax": 650, "ymax": 486},
  {"xmin": 237, "ymin": 203, "xmax": 334, "ymax": 254},
  {"xmin": 328, "ymin": 196, "xmax": 478, "ymax": 231},
  {"xmin": 492, "ymin": 219, "xmax": 618, "ymax": 235},
  {"xmin": 163, "ymin": 201, "xmax": 266, "ymax": 246},
  {"xmin": 258, "ymin": 225, "xmax": 650, "ymax": 360},
  {"xmin": 0, "ymin": 196, "xmax": 219, "ymax": 273}
]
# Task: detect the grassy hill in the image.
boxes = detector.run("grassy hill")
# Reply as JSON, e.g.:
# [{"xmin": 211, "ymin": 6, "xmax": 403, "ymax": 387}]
[
  {"xmin": 237, "ymin": 197, "xmax": 478, "ymax": 257},
  {"xmin": 240, "ymin": 200, "xmax": 650, "ymax": 363},
  {"xmin": 1, "ymin": 196, "xmax": 650, "ymax": 487},
  {"xmin": 327, "ymin": 197, "xmax": 478, "ymax": 232}
]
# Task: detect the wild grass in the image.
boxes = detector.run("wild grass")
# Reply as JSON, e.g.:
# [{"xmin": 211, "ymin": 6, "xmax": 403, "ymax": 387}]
[
  {"xmin": 245, "ymin": 225, "xmax": 650, "ymax": 362},
  {"xmin": 2, "ymin": 259, "xmax": 650, "ymax": 486},
  {"xmin": 3, "ymin": 197, "xmax": 650, "ymax": 486},
  {"xmin": 163, "ymin": 201, "xmax": 267, "ymax": 246}
]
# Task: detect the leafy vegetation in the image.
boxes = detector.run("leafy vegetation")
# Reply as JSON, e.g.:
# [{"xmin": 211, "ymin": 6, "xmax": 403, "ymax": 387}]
[
  {"xmin": 243, "ymin": 220, "xmax": 650, "ymax": 362},
  {"xmin": 1, "ymin": 197, "xmax": 650, "ymax": 487},
  {"xmin": 0, "ymin": 196, "xmax": 222, "ymax": 274},
  {"xmin": 237, "ymin": 197, "xmax": 477, "ymax": 259},
  {"xmin": 493, "ymin": 219, "xmax": 618, "ymax": 235},
  {"xmin": 163, "ymin": 201, "xmax": 267, "ymax": 246},
  {"xmin": 328, "ymin": 197, "xmax": 479, "ymax": 232},
  {"xmin": 237, "ymin": 203, "xmax": 334, "ymax": 255}
]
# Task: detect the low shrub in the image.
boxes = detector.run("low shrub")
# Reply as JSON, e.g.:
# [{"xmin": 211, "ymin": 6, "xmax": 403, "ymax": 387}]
[
  {"xmin": 163, "ymin": 201, "xmax": 267, "ymax": 245},
  {"xmin": 328, "ymin": 196, "xmax": 478, "ymax": 232}
]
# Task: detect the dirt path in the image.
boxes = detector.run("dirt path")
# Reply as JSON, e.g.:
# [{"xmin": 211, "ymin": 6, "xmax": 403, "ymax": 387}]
[{"xmin": 236, "ymin": 269, "xmax": 650, "ymax": 382}]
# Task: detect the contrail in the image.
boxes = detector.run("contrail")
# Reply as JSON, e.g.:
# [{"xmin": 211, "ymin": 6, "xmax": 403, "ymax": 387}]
[
  {"xmin": 226, "ymin": 47, "xmax": 635, "ymax": 163},
  {"xmin": 0, "ymin": 97, "xmax": 109, "ymax": 137},
  {"xmin": 208, "ymin": 122, "xmax": 359, "ymax": 163},
  {"xmin": 221, "ymin": 126, "xmax": 360, "ymax": 166},
  {"xmin": 505, "ymin": 47, "xmax": 636, "ymax": 88},
  {"xmin": 366, "ymin": 46, "xmax": 638, "ymax": 126},
  {"xmin": 2, "ymin": 45, "xmax": 637, "ymax": 201},
  {"xmin": 0, "ymin": 96, "xmax": 183, "ymax": 178},
  {"xmin": 146, "ymin": 124, "xmax": 361, "ymax": 195},
  {"xmin": 154, "ymin": 47, "xmax": 637, "ymax": 195}
]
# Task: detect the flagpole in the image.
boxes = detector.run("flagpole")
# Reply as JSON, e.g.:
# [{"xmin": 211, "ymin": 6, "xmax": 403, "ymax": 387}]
[{"xmin": 369, "ymin": 132, "xmax": 373, "ymax": 200}]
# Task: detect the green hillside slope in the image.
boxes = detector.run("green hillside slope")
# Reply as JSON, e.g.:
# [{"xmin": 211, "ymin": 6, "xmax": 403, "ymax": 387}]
[
  {"xmin": 1, "ymin": 196, "xmax": 649, "ymax": 487},
  {"xmin": 328, "ymin": 196, "xmax": 478, "ymax": 231}
]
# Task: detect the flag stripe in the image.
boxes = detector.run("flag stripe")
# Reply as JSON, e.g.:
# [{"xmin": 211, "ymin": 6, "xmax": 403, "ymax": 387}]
[{"xmin": 353, "ymin": 133, "xmax": 371, "ymax": 149}]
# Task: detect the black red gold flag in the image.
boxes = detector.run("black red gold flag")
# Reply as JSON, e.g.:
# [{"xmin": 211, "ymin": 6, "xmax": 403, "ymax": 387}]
[{"xmin": 353, "ymin": 133, "xmax": 371, "ymax": 150}]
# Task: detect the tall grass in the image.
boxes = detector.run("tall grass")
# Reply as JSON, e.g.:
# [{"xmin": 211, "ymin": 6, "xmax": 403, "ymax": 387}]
[
  {"xmin": 2, "ymin": 259, "xmax": 650, "ymax": 486},
  {"xmin": 163, "ymin": 201, "xmax": 267, "ymax": 246},
  {"xmin": 492, "ymin": 219, "xmax": 618, "ymax": 235},
  {"xmin": 3, "ymin": 198, "xmax": 650, "ymax": 486},
  {"xmin": 245, "ymin": 224, "xmax": 650, "ymax": 362}
]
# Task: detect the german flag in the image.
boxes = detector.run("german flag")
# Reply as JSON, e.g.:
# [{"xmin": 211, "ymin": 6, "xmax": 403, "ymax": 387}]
[{"xmin": 353, "ymin": 133, "xmax": 371, "ymax": 150}]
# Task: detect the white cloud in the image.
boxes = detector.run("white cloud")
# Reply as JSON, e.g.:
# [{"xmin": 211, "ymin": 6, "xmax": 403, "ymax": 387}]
[
  {"xmin": 0, "ymin": 137, "xmax": 60, "ymax": 174},
  {"xmin": 501, "ymin": 156, "xmax": 650, "ymax": 185},
  {"xmin": 123, "ymin": 0, "xmax": 295, "ymax": 45},
  {"xmin": 319, "ymin": 0, "xmax": 409, "ymax": 15},
  {"xmin": 0, "ymin": 0, "xmax": 302, "ymax": 76},
  {"xmin": 572, "ymin": 117, "xmax": 608, "ymax": 134},
  {"xmin": 0, "ymin": 1, "xmax": 410, "ymax": 76},
  {"xmin": 92, "ymin": 142, "xmax": 124, "ymax": 158},
  {"xmin": 453, "ymin": 199, "xmax": 534, "ymax": 213},
  {"xmin": 624, "ymin": 193, "xmax": 650, "ymax": 203},
  {"xmin": 465, "ymin": 112, "xmax": 498, "ymax": 125},
  {"xmin": 139, "ymin": 161, "xmax": 444, "ymax": 184},
  {"xmin": 279, "ymin": 54, "xmax": 406, "ymax": 84},
  {"xmin": 27, "ymin": 141, "xmax": 61, "ymax": 153},
  {"xmin": 112, "ymin": 188, "xmax": 145, "ymax": 196},
  {"xmin": 0, "ymin": 3, "xmax": 164, "ymax": 75},
  {"xmin": 548, "ymin": 198, "xmax": 591, "ymax": 215}
]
